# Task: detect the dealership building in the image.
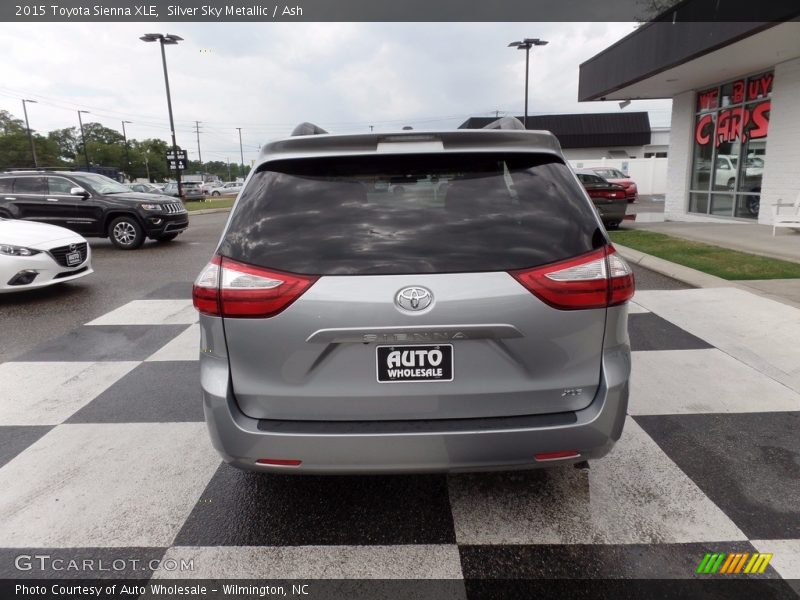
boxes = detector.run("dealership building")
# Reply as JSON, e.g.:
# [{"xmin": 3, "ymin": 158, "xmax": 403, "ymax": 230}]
[{"xmin": 579, "ymin": 7, "xmax": 800, "ymax": 223}]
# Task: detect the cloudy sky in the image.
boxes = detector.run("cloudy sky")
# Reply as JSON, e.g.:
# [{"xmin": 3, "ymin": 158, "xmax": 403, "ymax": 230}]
[{"xmin": 0, "ymin": 22, "xmax": 672, "ymax": 166}]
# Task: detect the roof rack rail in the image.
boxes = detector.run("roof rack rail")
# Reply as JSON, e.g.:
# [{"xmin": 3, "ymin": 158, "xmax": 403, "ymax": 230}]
[
  {"xmin": 482, "ymin": 116, "xmax": 526, "ymax": 130},
  {"xmin": 291, "ymin": 122, "xmax": 329, "ymax": 136}
]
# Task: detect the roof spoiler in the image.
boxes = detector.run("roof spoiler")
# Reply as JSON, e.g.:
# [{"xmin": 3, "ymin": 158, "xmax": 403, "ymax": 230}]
[
  {"xmin": 482, "ymin": 116, "xmax": 526, "ymax": 130},
  {"xmin": 291, "ymin": 122, "xmax": 329, "ymax": 136}
]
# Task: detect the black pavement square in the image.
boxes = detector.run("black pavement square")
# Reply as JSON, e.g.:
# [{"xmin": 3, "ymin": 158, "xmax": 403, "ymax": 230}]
[
  {"xmin": 636, "ymin": 412, "xmax": 800, "ymax": 540},
  {"xmin": 629, "ymin": 313, "xmax": 712, "ymax": 351},
  {"xmin": 0, "ymin": 426, "xmax": 52, "ymax": 469},
  {"xmin": 459, "ymin": 542, "xmax": 778, "ymax": 579},
  {"xmin": 66, "ymin": 361, "xmax": 203, "ymax": 423},
  {"xmin": 0, "ymin": 547, "xmax": 167, "ymax": 579},
  {"xmin": 145, "ymin": 282, "xmax": 193, "ymax": 300},
  {"xmin": 16, "ymin": 325, "xmax": 191, "ymax": 362},
  {"xmin": 174, "ymin": 463, "xmax": 456, "ymax": 546}
]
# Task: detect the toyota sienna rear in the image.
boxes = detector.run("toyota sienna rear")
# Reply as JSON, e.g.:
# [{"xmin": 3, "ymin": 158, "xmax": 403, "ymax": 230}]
[{"xmin": 193, "ymin": 121, "xmax": 633, "ymax": 473}]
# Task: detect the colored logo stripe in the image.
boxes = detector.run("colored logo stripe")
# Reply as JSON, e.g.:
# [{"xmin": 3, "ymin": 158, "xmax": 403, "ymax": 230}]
[{"xmin": 696, "ymin": 552, "xmax": 772, "ymax": 574}]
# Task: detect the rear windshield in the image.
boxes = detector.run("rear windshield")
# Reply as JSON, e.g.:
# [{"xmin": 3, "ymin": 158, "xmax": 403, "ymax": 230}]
[{"xmin": 219, "ymin": 153, "xmax": 601, "ymax": 275}]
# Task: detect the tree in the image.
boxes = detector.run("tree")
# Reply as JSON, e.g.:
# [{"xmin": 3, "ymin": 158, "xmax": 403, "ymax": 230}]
[
  {"xmin": 48, "ymin": 127, "xmax": 80, "ymax": 164},
  {"xmin": 635, "ymin": 0, "xmax": 683, "ymax": 22},
  {"xmin": 0, "ymin": 110, "xmax": 63, "ymax": 169}
]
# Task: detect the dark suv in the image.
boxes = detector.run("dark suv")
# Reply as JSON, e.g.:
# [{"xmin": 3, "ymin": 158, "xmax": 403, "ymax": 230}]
[{"xmin": 0, "ymin": 171, "xmax": 189, "ymax": 249}]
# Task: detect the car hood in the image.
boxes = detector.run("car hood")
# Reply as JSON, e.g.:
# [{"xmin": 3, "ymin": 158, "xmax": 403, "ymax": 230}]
[
  {"xmin": 105, "ymin": 192, "xmax": 178, "ymax": 203},
  {"xmin": 0, "ymin": 219, "xmax": 86, "ymax": 248}
]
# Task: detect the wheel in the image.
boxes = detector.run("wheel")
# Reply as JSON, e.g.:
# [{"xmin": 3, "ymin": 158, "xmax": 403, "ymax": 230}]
[
  {"xmin": 212, "ymin": 191, "xmax": 221, "ymax": 197},
  {"xmin": 604, "ymin": 221, "xmax": 620, "ymax": 230},
  {"xmin": 727, "ymin": 178, "xmax": 736, "ymax": 191},
  {"xmin": 746, "ymin": 196, "xmax": 760, "ymax": 216},
  {"xmin": 154, "ymin": 233, "xmax": 179, "ymax": 243},
  {"xmin": 108, "ymin": 216, "xmax": 145, "ymax": 250}
]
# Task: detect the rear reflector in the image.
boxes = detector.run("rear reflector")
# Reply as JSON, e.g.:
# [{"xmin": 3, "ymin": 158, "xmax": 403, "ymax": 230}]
[
  {"xmin": 535, "ymin": 450, "xmax": 580, "ymax": 461},
  {"xmin": 255, "ymin": 458, "xmax": 302, "ymax": 466},
  {"xmin": 510, "ymin": 245, "xmax": 634, "ymax": 310},
  {"xmin": 192, "ymin": 255, "xmax": 318, "ymax": 318}
]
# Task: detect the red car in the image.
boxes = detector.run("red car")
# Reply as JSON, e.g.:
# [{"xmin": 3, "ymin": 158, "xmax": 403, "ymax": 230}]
[
  {"xmin": 575, "ymin": 170, "xmax": 628, "ymax": 229},
  {"xmin": 588, "ymin": 167, "xmax": 638, "ymax": 203}
]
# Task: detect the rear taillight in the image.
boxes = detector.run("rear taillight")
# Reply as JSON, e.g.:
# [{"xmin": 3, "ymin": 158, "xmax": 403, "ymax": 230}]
[
  {"xmin": 192, "ymin": 255, "xmax": 318, "ymax": 318},
  {"xmin": 510, "ymin": 246, "xmax": 634, "ymax": 310}
]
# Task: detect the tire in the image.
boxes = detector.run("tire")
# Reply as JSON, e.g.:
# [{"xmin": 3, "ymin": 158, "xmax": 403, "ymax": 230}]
[
  {"xmin": 605, "ymin": 221, "xmax": 621, "ymax": 230},
  {"xmin": 154, "ymin": 233, "xmax": 179, "ymax": 243},
  {"xmin": 108, "ymin": 216, "xmax": 145, "ymax": 250},
  {"xmin": 727, "ymin": 178, "xmax": 736, "ymax": 192},
  {"xmin": 746, "ymin": 197, "xmax": 760, "ymax": 216},
  {"xmin": 212, "ymin": 191, "xmax": 221, "ymax": 197}
]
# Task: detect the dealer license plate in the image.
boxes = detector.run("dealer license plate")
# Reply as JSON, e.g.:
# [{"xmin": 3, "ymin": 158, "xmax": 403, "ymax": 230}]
[
  {"xmin": 65, "ymin": 251, "xmax": 82, "ymax": 266},
  {"xmin": 376, "ymin": 344, "xmax": 453, "ymax": 383}
]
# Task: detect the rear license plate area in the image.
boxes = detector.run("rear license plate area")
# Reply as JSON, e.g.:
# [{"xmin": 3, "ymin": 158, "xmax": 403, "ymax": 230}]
[{"xmin": 376, "ymin": 344, "xmax": 453, "ymax": 383}]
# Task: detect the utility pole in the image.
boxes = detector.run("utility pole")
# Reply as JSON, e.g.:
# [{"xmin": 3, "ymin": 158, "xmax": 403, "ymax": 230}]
[
  {"xmin": 226, "ymin": 157, "xmax": 231, "ymax": 181},
  {"xmin": 144, "ymin": 153, "xmax": 151, "ymax": 181},
  {"xmin": 21, "ymin": 99, "xmax": 38, "ymax": 168},
  {"xmin": 77, "ymin": 110, "xmax": 91, "ymax": 169},
  {"xmin": 121, "ymin": 120, "xmax": 132, "ymax": 181},
  {"xmin": 236, "ymin": 128, "xmax": 245, "ymax": 178},
  {"xmin": 194, "ymin": 120, "xmax": 203, "ymax": 174}
]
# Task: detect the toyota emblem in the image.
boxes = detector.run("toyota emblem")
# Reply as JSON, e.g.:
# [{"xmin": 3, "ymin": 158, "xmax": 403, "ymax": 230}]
[{"xmin": 396, "ymin": 286, "xmax": 433, "ymax": 312}]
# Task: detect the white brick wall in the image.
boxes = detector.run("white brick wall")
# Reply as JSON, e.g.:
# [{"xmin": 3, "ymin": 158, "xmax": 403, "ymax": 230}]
[
  {"xmin": 759, "ymin": 57, "xmax": 800, "ymax": 224},
  {"xmin": 664, "ymin": 91, "xmax": 694, "ymax": 219}
]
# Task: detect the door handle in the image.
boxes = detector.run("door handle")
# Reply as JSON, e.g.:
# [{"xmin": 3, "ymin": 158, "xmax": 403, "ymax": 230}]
[{"xmin": 46, "ymin": 198, "xmax": 59, "ymax": 202}]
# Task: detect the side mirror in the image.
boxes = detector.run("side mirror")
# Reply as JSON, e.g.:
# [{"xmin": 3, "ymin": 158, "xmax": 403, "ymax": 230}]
[{"xmin": 70, "ymin": 187, "xmax": 89, "ymax": 198}]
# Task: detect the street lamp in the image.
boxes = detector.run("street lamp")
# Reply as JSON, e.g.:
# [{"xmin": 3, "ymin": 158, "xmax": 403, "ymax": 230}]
[
  {"xmin": 508, "ymin": 38, "xmax": 548, "ymax": 128},
  {"xmin": 21, "ymin": 99, "xmax": 37, "ymax": 168},
  {"xmin": 140, "ymin": 32, "xmax": 183, "ymax": 197},
  {"xmin": 77, "ymin": 110, "xmax": 91, "ymax": 169},
  {"xmin": 121, "ymin": 120, "xmax": 132, "ymax": 181}
]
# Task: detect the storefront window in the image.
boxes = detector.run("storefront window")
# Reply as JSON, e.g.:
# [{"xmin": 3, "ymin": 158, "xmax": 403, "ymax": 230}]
[{"xmin": 688, "ymin": 71, "xmax": 772, "ymax": 219}]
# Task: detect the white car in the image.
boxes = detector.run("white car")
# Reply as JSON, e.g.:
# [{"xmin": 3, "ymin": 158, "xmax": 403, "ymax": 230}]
[
  {"xmin": 0, "ymin": 218, "xmax": 93, "ymax": 293},
  {"xmin": 208, "ymin": 182, "xmax": 243, "ymax": 197}
]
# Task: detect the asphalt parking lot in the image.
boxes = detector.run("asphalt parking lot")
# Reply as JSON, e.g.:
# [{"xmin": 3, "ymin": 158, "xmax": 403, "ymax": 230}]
[{"xmin": 0, "ymin": 213, "xmax": 798, "ymax": 595}]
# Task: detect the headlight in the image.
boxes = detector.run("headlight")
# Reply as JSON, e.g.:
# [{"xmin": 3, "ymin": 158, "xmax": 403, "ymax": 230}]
[
  {"xmin": 0, "ymin": 244, "xmax": 42, "ymax": 256},
  {"xmin": 140, "ymin": 203, "xmax": 164, "ymax": 211}
]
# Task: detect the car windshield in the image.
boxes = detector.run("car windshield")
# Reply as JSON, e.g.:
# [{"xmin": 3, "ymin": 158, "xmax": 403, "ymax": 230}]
[{"xmin": 71, "ymin": 173, "xmax": 130, "ymax": 194}]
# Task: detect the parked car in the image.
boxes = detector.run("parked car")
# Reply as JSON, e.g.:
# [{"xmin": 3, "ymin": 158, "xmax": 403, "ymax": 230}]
[
  {"xmin": 0, "ymin": 217, "xmax": 93, "ymax": 293},
  {"xmin": 0, "ymin": 171, "xmax": 189, "ymax": 250},
  {"xmin": 587, "ymin": 167, "xmax": 638, "ymax": 202},
  {"xmin": 208, "ymin": 182, "xmax": 243, "ymax": 197},
  {"xmin": 193, "ymin": 121, "xmax": 634, "ymax": 474},
  {"xmin": 163, "ymin": 181, "xmax": 206, "ymax": 201},
  {"xmin": 575, "ymin": 170, "xmax": 628, "ymax": 229},
  {"xmin": 126, "ymin": 182, "xmax": 164, "ymax": 195},
  {"xmin": 201, "ymin": 180, "xmax": 222, "ymax": 195}
]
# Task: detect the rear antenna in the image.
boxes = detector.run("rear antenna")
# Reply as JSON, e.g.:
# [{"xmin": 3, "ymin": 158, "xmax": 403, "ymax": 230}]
[{"xmin": 291, "ymin": 122, "xmax": 329, "ymax": 136}]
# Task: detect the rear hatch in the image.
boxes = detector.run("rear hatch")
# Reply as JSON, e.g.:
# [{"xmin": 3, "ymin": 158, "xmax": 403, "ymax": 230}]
[{"xmin": 203, "ymin": 152, "xmax": 626, "ymax": 421}]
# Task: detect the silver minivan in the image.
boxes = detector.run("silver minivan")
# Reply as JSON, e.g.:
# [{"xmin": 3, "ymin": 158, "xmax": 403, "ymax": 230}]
[{"xmin": 193, "ymin": 121, "xmax": 633, "ymax": 474}]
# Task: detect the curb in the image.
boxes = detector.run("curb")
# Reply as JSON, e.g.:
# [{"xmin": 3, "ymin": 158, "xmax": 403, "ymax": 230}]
[
  {"xmin": 187, "ymin": 208, "xmax": 232, "ymax": 215},
  {"xmin": 614, "ymin": 244, "xmax": 729, "ymax": 288},
  {"xmin": 615, "ymin": 243, "xmax": 800, "ymax": 310}
]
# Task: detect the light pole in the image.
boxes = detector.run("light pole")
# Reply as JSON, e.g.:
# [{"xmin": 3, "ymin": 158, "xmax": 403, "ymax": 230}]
[
  {"xmin": 140, "ymin": 32, "xmax": 184, "ymax": 197},
  {"xmin": 21, "ymin": 99, "xmax": 38, "ymax": 168},
  {"xmin": 77, "ymin": 110, "xmax": 91, "ymax": 169},
  {"xmin": 508, "ymin": 38, "xmax": 548, "ymax": 128},
  {"xmin": 236, "ymin": 127, "xmax": 244, "ymax": 179},
  {"xmin": 121, "ymin": 120, "xmax": 132, "ymax": 181}
]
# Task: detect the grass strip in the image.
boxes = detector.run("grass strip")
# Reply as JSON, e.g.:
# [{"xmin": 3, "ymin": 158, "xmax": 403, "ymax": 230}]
[{"xmin": 608, "ymin": 229, "xmax": 800, "ymax": 280}]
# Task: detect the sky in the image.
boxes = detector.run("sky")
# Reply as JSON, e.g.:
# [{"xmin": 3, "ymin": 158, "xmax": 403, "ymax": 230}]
[{"xmin": 0, "ymin": 22, "xmax": 672, "ymax": 167}]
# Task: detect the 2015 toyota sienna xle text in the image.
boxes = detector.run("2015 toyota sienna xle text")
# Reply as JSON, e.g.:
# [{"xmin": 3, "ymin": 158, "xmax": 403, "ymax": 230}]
[{"xmin": 193, "ymin": 119, "xmax": 634, "ymax": 474}]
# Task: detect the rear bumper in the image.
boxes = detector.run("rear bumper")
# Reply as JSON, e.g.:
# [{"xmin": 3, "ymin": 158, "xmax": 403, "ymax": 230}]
[{"xmin": 201, "ymin": 344, "xmax": 630, "ymax": 475}]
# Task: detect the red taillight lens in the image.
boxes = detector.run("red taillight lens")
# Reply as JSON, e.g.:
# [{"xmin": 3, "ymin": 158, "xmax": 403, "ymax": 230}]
[
  {"xmin": 255, "ymin": 458, "xmax": 302, "ymax": 466},
  {"xmin": 192, "ymin": 255, "xmax": 318, "ymax": 318},
  {"xmin": 510, "ymin": 246, "xmax": 634, "ymax": 310},
  {"xmin": 535, "ymin": 450, "xmax": 580, "ymax": 461}
]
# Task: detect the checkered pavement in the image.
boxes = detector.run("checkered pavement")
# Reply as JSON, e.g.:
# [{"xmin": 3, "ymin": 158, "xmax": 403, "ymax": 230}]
[{"xmin": 0, "ymin": 282, "xmax": 798, "ymax": 590}]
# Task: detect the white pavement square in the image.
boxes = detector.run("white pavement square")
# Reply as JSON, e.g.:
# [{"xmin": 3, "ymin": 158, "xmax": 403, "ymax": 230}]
[
  {"xmin": 86, "ymin": 300, "xmax": 198, "ymax": 326},
  {"xmin": 146, "ymin": 324, "xmax": 200, "ymax": 362},
  {"xmin": 154, "ymin": 545, "xmax": 465, "ymax": 579},
  {"xmin": 447, "ymin": 418, "xmax": 747, "ymax": 545},
  {"xmin": 0, "ymin": 423, "xmax": 221, "ymax": 547},
  {"xmin": 634, "ymin": 288, "xmax": 800, "ymax": 393},
  {"xmin": 627, "ymin": 301, "xmax": 650, "ymax": 314},
  {"xmin": 629, "ymin": 349, "xmax": 800, "ymax": 415},
  {"xmin": 751, "ymin": 540, "xmax": 800, "ymax": 580},
  {"xmin": 0, "ymin": 361, "xmax": 138, "ymax": 425}
]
